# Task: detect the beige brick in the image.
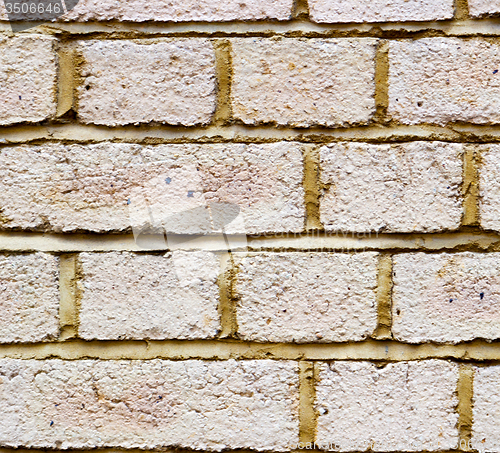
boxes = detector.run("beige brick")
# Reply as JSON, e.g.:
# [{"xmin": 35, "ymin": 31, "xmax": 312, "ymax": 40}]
[
  {"xmin": 319, "ymin": 142, "xmax": 463, "ymax": 233},
  {"xmin": 468, "ymin": 0, "xmax": 500, "ymax": 17},
  {"xmin": 0, "ymin": 36, "xmax": 57, "ymax": 126},
  {"xmin": 77, "ymin": 40, "xmax": 216, "ymax": 126},
  {"xmin": 478, "ymin": 144, "xmax": 500, "ymax": 231},
  {"xmin": 316, "ymin": 360, "xmax": 459, "ymax": 451},
  {"xmin": 0, "ymin": 253, "xmax": 59, "ymax": 343},
  {"xmin": 0, "ymin": 142, "xmax": 304, "ymax": 234},
  {"xmin": 309, "ymin": 0, "xmax": 453, "ymax": 23},
  {"xmin": 393, "ymin": 252, "xmax": 500, "ymax": 343},
  {"xmin": 231, "ymin": 38, "xmax": 377, "ymax": 127},
  {"xmin": 79, "ymin": 251, "xmax": 220, "ymax": 340},
  {"xmin": 472, "ymin": 366, "xmax": 500, "ymax": 452},
  {"xmin": 0, "ymin": 359, "xmax": 298, "ymax": 450},
  {"xmin": 234, "ymin": 252, "xmax": 378, "ymax": 343},
  {"xmin": 389, "ymin": 38, "xmax": 500, "ymax": 125},
  {"xmin": 62, "ymin": 0, "xmax": 293, "ymax": 21}
]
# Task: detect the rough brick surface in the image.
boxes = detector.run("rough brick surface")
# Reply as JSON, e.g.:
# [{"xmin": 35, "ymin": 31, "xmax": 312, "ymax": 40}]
[
  {"xmin": 234, "ymin": 252, "xmax": 378, "ymax": 343},
  {"xmin": 62, "ymin": 0, "xmax": 293, "ymax": 21},
  {"xmin": 472, "ymin": 366, "xmax": 500, "ymax": 451},
  {"xmin": 0, "ymin": 36, "xmax": 57, "ymax": 126},
  {"xmin": 231, "ymin": 38, "xmax": 376, "ymax": 127},
  {"xmin": 79, "ymin": 251, "xmax": 220, "ymax": 340},
  {"xmin": 0, "ymin": 253, "xmax": 59, "ymax": 343},
  {"xmin": 308, "ymin": 0, "xmax": 453, "ymax": 23},
  {"xmin": 389, "ymin": 38, "xmax": 500, "ymax": 125},
  {"xmin": 77, "ymin": 40, "xmax": 216, "ymax": 126},
  {"xmin": 319, "ymin": 142, "xmax": 463, "ymax": 233},
  {"xmin": 0, "ymin": 142, "xmax": 304, "ymax": 234},
  {"xmin": 316, "ymin": 360, "xmax": 459, "ymax": 451},
  {"xmin": 0, "ymin": 359, "xmax": 298, "ymax": 450},
  {"xmin": 393, "ymin": 252, "xmax": 500, "ymax": 343},
  {"xmin": 478, "ymin": 145, "xmax": 500, "ymax": 231},
  {"xmin": 468, "ymin": 0, "xmax": 500, "ymax": 17}
]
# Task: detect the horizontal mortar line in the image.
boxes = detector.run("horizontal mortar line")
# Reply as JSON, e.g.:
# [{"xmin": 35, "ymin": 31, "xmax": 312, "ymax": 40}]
[
  {"xmin": 2, "ymin": 123, "xmax": 500, "ymax": 145},
  {"xmin": 2, "ymin": 18, "xmax": 500, "ymax": 36},
  {"xmin": 1, "ymin": 339, "xmax": 500, "ymax": 361},
  {"xmin": 1, "ymin": 231, "xmax": 500, "ymax": 253}
]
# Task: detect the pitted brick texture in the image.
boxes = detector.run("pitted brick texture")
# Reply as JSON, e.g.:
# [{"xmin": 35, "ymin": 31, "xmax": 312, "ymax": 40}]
[
  {"xmin": 0, "ymin": 253, "xmax": 59, "ymax": 343},
  {"xmin": 0, "ymin": 36, "xmax": 57, "ymax": 126},
  {"xmin": 472, "ymin": 366, "xmax": 500, "ymax": 451},
  {"xmin": 62, "ymin": 0, "xmax": 294, "ymax": 21},
  {"xmin": 0, "ymin": 142, "xmax": 304, "ymax": 234},
  {"xmin": 316, "ymin": 360, "xmax": 459, "ymax": 451},
  {"xmin": 79, "ymin": 251, "xmax": 220, "ymax": 340},
  {"xmin": 389, "ymin": 38, "xmax": 500, "ymax": 125},
  {"xmin": 309, "ymin": 0, "xmax": 453, "ymax": 23},
  {"xmin": 393, "ymin": 252, "xmax": 500, "ymax": 343},
  {"xmin": 319, "ymin": 142, "xmax": 463, "ymax": 233},
  {"xmin": 77, "ymin": 40, "xmax": 216, "ymax": 126},
  {"xmin": 234, "ymin": 252, "xmax": 379, "ymax": 343},
  {"xmin": 231, "ymin": 38, "xmax": 377, "ymax": 127},
  {"xmin": 0, "ymin": 359, "xmax": 299, "ymax": 450},
  {"xmin": 468, "ymin": 0, "xmax": 500, "ymax": 17},
  {"xmin": 478, "ymin": 144, "xmax": 500, "ymax": 231}
]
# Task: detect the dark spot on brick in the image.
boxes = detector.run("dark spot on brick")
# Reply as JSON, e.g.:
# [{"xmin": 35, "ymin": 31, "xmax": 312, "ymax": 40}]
[
  {"xmin": 165, "ymin": 177, "xmax": 172, "ymax": 184},
  {"xmin": 50, "ymin": 421, "xmax": 54, "ymax": 427},
  {"xmin": 127, "ymin": 198, "xmax": 131, "ymax": 205},
  {"xmin": 18, "ymin": 95, "xmax": 21, "ymax": 100},
  {"xmin": 480, "ymin": 292, "xmax": 485, "ymax": 299},
  {"xmin": 494, "ymin": 69, "xmax": 499, "ymax": 74},
  {"xmin": 417, "ymin": 101, "xmax": 423, "ymax": 107},
  {"xmin": 449, "ymin": 299, "xmax": 453, "ymax": 303}
]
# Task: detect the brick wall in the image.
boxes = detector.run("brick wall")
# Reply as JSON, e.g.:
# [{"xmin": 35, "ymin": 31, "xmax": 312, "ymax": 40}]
[{"xmin": 1, "ymin": 0, "xmax": 500, "ymax": 451}]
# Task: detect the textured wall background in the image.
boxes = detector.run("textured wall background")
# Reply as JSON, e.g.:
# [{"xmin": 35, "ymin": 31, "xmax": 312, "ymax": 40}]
[{"xmin": 1, "ymin": 0, "xmax": 500, "ymax": 451}]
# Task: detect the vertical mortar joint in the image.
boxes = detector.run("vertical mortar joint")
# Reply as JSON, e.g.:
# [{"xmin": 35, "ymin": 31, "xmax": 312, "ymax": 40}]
[
  {"xmin": 455, "ymin": 0, "xmax": 470, "ymax": 20},
  {"xmin": 213, "ymin": 39, "xmax": 233, "ymax": 126},
  {"xmin": 218, "ymin": 252, "xmax": 238, "ymax": 338},
  {"xmin": 457, "ymin": 364, "xmax": 474, "ymax": 451},
  {"xmin": 55, "ymin": 41, "xmax": 77, "ymax": 119},
  {"xmin": 462, "ymin": 146, "xmax": 480, "ymax": 227},
  {"xmin": 373, "ymin": 253, "xmax": 393, "ymax": 340},
  {"xmin": 58, "ymin": 253, "xmax": 80, "ymax": 341},
  {"xmin": 304, "ymin": 145, "xmax": 324, "ymax": 232},
  {"xmin": 293, "ymin": 0, "xmax": 310, "ymax": 20},
  {"xmin": 299, "ymin": 361, "xmax": 317, "ymax": 445},
  {"xmin": 374, "ymin": 40, "xmax": 389, "ymax": 125}
]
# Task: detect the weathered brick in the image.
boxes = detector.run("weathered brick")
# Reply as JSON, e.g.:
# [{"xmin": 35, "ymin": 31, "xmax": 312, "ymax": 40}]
[
  {"xmin": 77, "ymin": 40, "xmax": 216, "ymax": 126},
  {"xmin": 231, "ymin": 38, "xmax": 377, "ymax": 127},
  {"xmin": 389, "ymin": 38, "xmax": 500, "ymax": 125},
  {"xmin": 316, "ymin": 360, "xmax": 459, "ymax": 451},
  {"xmin": 393, "ymin": 252, "xmax": 500, "ymax": 344},
  {"xmin": 468, "ymin": 0, "xmax": 500, "ymax": 18},
  {"xmin": 0, "ymin": 253, "xmax": 59, "ymax": 343},
  {"xmin": 0, "ymin": 359, "xmax": 298, "ymax": 450},
  {"xmin": 79, "ymin": 251, "xmax": 220, "ymax": 340},
  {"xmin": 234, "ymin": 252, "xmax": 378, "ymax": 343},
  {"xmin": 478, "ymin": 144, "xmax": 500, "ymax": 231},
  {"xmin": 472, "ymin": 366, "xmax": 500, "ymax": 452},
  {"xmin": 308, "ymin": 0, "xmax": 453, "ymax": 23},
  {"xmin": 319, "ymin": 142, "xmax": 463, "ymax": 233},
  {"xmin": 61, "ymin": 0, "xmax": 293, "ymax": 21},
  {"xmin": 0, "ymin": 142, "xmax": 304, "ymax": 234},
  {"xmin": 0, "ymin": 36, "xmax": 57, "ymax": 126}
]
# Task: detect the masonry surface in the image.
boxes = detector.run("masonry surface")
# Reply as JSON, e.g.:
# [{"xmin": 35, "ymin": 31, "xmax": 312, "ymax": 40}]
[{"xmin": 2, "ymin": 0, "xmax": 500, "ymax": 452}]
